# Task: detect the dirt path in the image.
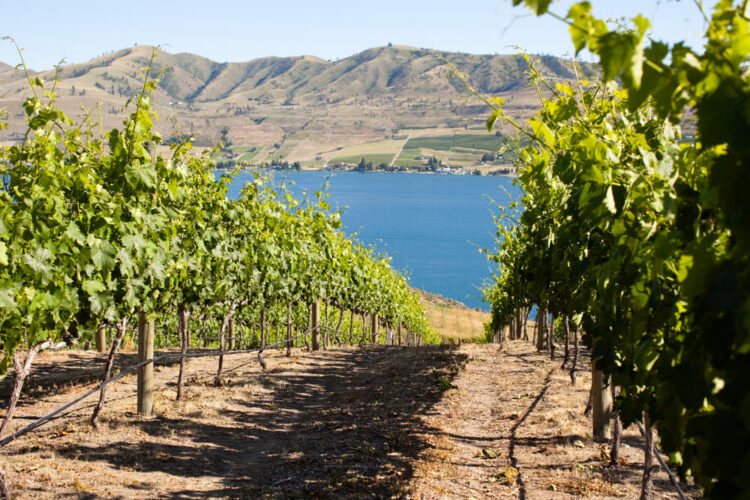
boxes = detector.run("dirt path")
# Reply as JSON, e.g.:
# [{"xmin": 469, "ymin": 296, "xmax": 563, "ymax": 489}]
[
  {"xmin": 409, "ymin": 342, "xmax": 699, "ymax": 499},
  {"xmin": 1, "ymin": 342, "xmax": 700, "ymax": 498},
  {"xmin": 390, "ymin": 134, "xmax": 410, "ymax": 167}
]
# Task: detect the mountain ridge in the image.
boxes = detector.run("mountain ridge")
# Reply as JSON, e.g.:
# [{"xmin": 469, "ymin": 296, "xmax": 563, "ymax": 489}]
[{"xmin": 0, "ymin": 45, "xmax": 592, "ymax": 162}]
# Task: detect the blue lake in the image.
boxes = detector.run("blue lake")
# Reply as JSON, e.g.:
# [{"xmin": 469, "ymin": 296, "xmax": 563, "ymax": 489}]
[{"xmin": 224, "ymin": 170, "xmax": 521, "ymax": 310}]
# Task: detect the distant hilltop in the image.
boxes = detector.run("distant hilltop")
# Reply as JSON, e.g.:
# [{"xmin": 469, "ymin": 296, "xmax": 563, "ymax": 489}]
[{"xmin": 0, "ymin": 45, "xmax": 593, "ymax": 167}]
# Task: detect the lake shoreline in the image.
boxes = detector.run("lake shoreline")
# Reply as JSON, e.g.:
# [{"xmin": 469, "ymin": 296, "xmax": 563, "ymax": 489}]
[{"xmin": 215, "ymin": 165, "xmax": 519, "ymax": 178}]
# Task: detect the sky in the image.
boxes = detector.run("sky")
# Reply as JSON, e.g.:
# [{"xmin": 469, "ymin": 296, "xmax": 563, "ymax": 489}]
[{"xmin": 1, "ymin": 0, "xmax": 717, "ymax": 71}]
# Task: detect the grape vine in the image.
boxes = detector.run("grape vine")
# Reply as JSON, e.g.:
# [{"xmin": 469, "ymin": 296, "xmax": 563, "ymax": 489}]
[
  {"xmin": 483, "ymin": 1, "xmax": 750, "ymax": 496},
  {"xmin": 0, "ymin": 45, "xmax": 436, "ymax": 389}
]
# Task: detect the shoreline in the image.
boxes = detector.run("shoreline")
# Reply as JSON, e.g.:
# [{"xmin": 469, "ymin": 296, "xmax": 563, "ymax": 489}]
[{"xmin": 214, "ymin": 164, "xmax": 518, "ymax": 177}]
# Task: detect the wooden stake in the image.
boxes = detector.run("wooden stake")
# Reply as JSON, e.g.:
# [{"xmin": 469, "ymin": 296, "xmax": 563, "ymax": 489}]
[
  {"xmin": 311, "ymin": 301, "xmax": 321, "ymax": 351},
  {"xmin": 95, "ymin": 323, "xmax": 107, "ymax": 354},
  {"xmin": 370, "ymin": 314, "xmax": 378, "ymax": 343},
  {"xmin": 549, "ymin": 314, "xmax": 555, "ymax": 360},
  {"xmin": 305, "ymin": 304, "xmax": 312, "ymax": 350},
  {"xmin": 228, "ymin": 318, "xmax": 235, "ymax": 352},
  {"xmin": 176, "ymin": 304, "xmax": 189, "ymax": 401},
  {"xmin": 137, "ymin": 142, "xmax": 157, "ymax": 417},
  {"xmin": 536, "ymin": 310, "xmax": 546, "ymax": 351},
  {"xmin": 137, "ymin": 312, "xmax": 155, "ymax": 416},
  {"xmin": 592, "ymin": 359, "xmax": 611, "ymax": 441},
  {"xmin": 323, "ymin": 301, "xmax": 329, "ymax": 349},
  {"xmin": 260, "ymin": 308, "xmax": 267, "ymax": 350},
  {"xmin": 361, "ymin": 312, "xmax": 367, "ymax": 344},
  {"xmin": 286, "ymin": 302, "xmax": 292, "ymax": 356},
  {"xmin": 516, "ymin": 308, "xmax": 523, "ymax": 340},
  {"xmin": 610, "ymin": 383, "xmax": 622, "ymax": 466}
]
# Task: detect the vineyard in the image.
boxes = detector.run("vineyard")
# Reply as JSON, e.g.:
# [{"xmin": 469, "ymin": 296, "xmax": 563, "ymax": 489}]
[
  {"xmin": 480, "ymin": 1, "xmax": 750, "ymax": 498},
  {"xmin": 0, "ymin": 44, "xmax": 437, "ymax": 496},
  {"xmin": 1, "ymin": 1, "xmax": 749, "ymax": 498}
]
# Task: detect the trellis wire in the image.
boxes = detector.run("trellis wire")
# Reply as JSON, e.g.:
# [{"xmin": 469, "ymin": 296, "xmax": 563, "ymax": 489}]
[{"xmin": 0, "ymin": 325, "xmax": 321, "ymax": 448}]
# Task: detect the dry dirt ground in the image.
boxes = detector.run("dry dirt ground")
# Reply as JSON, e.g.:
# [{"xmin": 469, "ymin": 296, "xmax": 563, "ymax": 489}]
[
  {"xmin": 408, "ymin": 342, "xmax": 700, "ymax": 499},
  {"xmin": 0, "ymin": 342, "xmax": 700, "ymax": 499}
]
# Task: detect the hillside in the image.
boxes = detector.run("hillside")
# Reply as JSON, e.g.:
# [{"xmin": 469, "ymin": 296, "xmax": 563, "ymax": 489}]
[{"xmin": 0, "ymin": 45, "xmax": 592, "ymax": 164}]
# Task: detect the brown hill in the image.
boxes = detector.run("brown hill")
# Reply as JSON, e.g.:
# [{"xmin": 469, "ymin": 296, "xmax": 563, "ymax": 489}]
[{"xmin": 0, "ymin": 45, "xmax": 592, "ymax": 160}]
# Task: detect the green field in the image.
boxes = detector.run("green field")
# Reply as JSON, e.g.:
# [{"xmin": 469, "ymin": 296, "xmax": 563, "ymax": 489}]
[
  {"xmin": 403, "ymin": 136, "xmax": 454, "ymax": 151},
  {"xmin": 231, "ymin": 145, "xmax": 259, "ymax": 153},
  {"xmin": 396, "ymin": 146, "xmax": 486, "ymax": 168},
  {"xmin": 204, "ymin": 132, "xmax": 522, "ymax": 169},
  {"xmin": 212, "ymin": 145, "xmax": 260, "ymax": 162},
  {"xmin": 331, "ymin": 153, "xmax": 395, "ymax": 166},
  {"xmin": 394, "ymin": 157, "xmax": 432, "ymax": 169},
  {"xmin": 238, "ymin": 151, "xmax": 259, "ymax": 162},
  {"xmin": 329, "ymin": 139, "xmax": 405, "ymax": 165},
  {"xmin": 402, "ymin": 133, "xmax": 505, "ymax": 154},
  {"xmin": 452, "ymin": 134, "xmax": 504, "ymax": 151},
  {"xmin": 210, "ymin": 132, "xmax": 518, "ymax": 170}
]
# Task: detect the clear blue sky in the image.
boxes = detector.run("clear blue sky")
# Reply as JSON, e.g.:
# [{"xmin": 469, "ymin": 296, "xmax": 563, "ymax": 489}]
[{"xmin": 1, "ymin": 0, "xmax": 716, "ymax": 71}]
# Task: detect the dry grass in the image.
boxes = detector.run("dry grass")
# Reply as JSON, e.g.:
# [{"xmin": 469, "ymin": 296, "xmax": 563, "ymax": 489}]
[
  {"xmin": 329, "ymin": 138, "xmax": 405, "ymax": 162},
  {"xmin": 424, "ymin": 302, "xmax": 490, "ymax": 341}
]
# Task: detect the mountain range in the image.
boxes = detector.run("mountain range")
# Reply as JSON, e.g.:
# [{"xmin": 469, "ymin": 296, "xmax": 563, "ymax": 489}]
[{"xmin": 0, "ymin": 45, "xmax": 591, "ymax": 163}]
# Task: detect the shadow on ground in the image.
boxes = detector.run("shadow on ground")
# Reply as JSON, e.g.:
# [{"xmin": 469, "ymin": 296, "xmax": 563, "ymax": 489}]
[
  {"xmin": 38, "ymin": 345, "xmax": 467, "ymax": 498},
  {"xmin": 0, "ymin": 349, "xmax": 190, "ymax": 401}
]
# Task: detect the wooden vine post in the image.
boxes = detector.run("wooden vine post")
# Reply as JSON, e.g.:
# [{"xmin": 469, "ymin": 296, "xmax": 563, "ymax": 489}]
[
  {"xmin": 228, "ymin": 319, "xmax": 235, "ymax": 351},
  {"xmin": 95, "ymin": 323, "xmax": 107, "ymax": 354},
  {"xmin": 137, "ymin": 312, "xmax": 155, "ymax": 416},
  {"xmin": 361, "ymin": 312, "xmax": 367, "ymax": 343},
  {"xmin": 515, "ymin": 308, "xmax": 523, "ymax": 340},
  {"xmin": 548, "ymin": 315, "xmax": 555, "ymax": 359},
  {"xmin": 591, "ymin": 358, "xmax": 611, "ymax": 441},
  {"xmin": 370, "ymin": 314, "xmax": 378, "ymax": 343},
  {"xmin": 285, "ymin": 302, "xmax": 292, "ymax": 356},
  {"xmin": 311, "ymin": 301, "xmax": 321, "ymax": 351},
  {"xmin": 536, "ymin": 310, "xmax": 546, "ymax": 351}
]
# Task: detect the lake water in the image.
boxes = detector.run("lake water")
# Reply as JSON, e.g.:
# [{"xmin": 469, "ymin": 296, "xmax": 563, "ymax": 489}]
[{"xmin": 224, "ymin": 170, "xmax": 521, "ymax": 310}]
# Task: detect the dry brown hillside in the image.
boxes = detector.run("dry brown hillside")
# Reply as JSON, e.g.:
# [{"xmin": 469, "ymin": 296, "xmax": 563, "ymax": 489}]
[{"xmin": 0, "ymin": 45, "xmax": 593, "ymax": 159}]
